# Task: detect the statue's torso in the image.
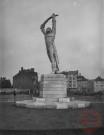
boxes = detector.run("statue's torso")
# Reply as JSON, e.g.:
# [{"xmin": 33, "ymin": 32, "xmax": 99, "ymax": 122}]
[
  {"xmin": 44, "ymin": 33, "xmax": 56, "ymax": 54},
  {"xmin": 45, "ymin": 33, "xmax": 55, "ymax": 44}
]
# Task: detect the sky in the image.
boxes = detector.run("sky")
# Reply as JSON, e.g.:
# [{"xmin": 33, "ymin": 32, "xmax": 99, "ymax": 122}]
[{"xmin": 0, "ymin": 0, "xmax": 104, "ymax": 82}]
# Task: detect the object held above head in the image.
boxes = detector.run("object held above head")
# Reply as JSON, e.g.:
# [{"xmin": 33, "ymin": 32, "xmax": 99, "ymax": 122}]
[{"xmin": 51, "ymin": 13, "xmax": 58, "ymax": 18}]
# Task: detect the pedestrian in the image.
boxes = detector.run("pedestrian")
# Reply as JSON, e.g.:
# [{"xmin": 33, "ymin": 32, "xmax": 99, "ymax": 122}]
[{"xmin": 13, "ymin": 89, "xmax": 16, "ymax": 103}]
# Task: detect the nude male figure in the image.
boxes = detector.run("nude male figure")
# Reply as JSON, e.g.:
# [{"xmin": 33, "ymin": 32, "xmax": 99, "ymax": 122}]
[{"xmin": 40, "ymin": 13, "xmax": 59, "ymax": 74}]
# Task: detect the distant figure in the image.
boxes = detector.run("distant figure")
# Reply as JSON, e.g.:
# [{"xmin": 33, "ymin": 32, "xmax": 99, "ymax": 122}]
[
  {"xmin": 13, "ymin": 89, "xmax": 16, "ymax": 102},
  {"xmin": 40, "ymin": 13, "xmax": 59, "ymax": 74},
  {"xmin": 30, "ymin": 89, "xmax": 33, "ymax": 99}
]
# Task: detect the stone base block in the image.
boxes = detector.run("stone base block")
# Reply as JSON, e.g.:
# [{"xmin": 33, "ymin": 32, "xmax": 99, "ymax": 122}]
[
  {"xmin": 59, "ymin": 97, "xmax": 70, "ymax": 102},
  {"xmin": 33, "ymin": 102, "xmax": 46, "ymax": 109},
  {"xmin": 72, "ymin": 102, "xmax": 78, "ymax": 109},
  {"xmin": 33, "ymin": 97, "xmax": 46, "ymax": 102},
  {"xmin": 78, "ymin": 103, "xmax": 85, "ymax": 108},
  {"xmin": 45, "ymin": 98, "xmax": 58, "ymax": 102},
  {"xmin": 46, "ymin": 102, "xmax": 57, "ymax": 109},
  {"xmin": 85, "ymin": 102, "xmax": 90, "ymax": 107},
  {"xmin": 56, "ymin": 103, "xmax": 68, "ymax": 109},
  {"xmin": 68, "ymin": 102, "xmax": 73, "ymax": 108}
]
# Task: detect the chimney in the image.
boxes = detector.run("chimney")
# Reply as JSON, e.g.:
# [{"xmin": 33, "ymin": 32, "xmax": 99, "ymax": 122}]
[
  {"xmin": 78, "ymin": 73, "xmax": 81, "ymax": 76},
  {"xmin": 31, "ymin": 68, "xmax": 34, "ymax": 72},
  {"xmin": 21, "ymin": 67, "xmax": 23, "ymax": 71}
]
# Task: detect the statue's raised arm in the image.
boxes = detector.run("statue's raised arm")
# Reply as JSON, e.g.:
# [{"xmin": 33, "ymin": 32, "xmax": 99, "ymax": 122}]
[
  {"xmin": 52, "ymin": 13, "xmax": 57, "ymax": 35},
  {"xmin": 40, "ymin": 14, "xmax": 58, "ymax": 35}
]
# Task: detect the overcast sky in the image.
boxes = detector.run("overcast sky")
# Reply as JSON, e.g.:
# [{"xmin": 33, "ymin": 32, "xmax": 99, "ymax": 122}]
[{"xmin": 0, "ymin": 0, "xmax": 104, "ymax": 81}]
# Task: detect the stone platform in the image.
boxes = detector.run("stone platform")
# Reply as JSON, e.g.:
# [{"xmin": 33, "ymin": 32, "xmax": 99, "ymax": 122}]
[
  {"xmin": 16, "ymin": 97, "xmax": 90, "ymax": 109},
  {"xmin": 16, "ymin": 74, "xmax": 90, "ymax": 109}
]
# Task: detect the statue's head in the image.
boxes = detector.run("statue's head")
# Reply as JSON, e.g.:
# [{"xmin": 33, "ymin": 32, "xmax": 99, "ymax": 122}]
[{"xmin": 46, "ymin": 27, "xmax": 52, "ymax": 34}]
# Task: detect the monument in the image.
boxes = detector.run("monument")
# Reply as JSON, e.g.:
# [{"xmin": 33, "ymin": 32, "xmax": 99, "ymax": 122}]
[
  {"xmin": 16, "ymin": 13, "xmax": 90, "ymax": 109},
  {"xmin": 40, "ymin": 13, "xmax": 67, "ymax": 99}
]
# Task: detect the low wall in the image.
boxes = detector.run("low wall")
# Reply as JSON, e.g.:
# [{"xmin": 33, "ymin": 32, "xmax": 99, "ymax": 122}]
[
  {"xmin": 0, "ymin": 94, "xmax": 32, "ymax": 102},
  {"xmin": 0, "ymin": 88, "xmax": 30, "ymax": 93},
  {"xmin": 71, "ymin": 95, "xmax": 104, "ymax": 102}
]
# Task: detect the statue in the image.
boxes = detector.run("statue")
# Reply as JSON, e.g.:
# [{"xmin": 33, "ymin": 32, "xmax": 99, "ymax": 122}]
[{"xmin": 40, "ymin": 13, "xmax": 59, "ymax": 74}]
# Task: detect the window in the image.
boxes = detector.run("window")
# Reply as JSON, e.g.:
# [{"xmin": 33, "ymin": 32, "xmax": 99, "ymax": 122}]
[
  {"xmin": 73, "ymin": 84, "xmax": 76, "ymax": 88},
  {"xmin": 69, "ymin": 84, "xmax": 72, "ymax": 88}
]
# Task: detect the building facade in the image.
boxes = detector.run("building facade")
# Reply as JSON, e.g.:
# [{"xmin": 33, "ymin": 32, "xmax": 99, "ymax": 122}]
[
  {"xmin": 13, "ymin": 67, "xmax": 38, "ymax": 91},
  {"xmin": 62, "ymin": 70, "xmax": 78, "ymax": 91},
  {"xmin": 0, "ymin": 77, "xmax": 12, "ymax": 88},
  {"xmin": 87, "ymin": 80, "xmax": 94, "ymax": 92},
  {"xmin": 94, "ymin": 76, "xmax": 104, "ymax": 92},
  {"xmin": 77, "ymin": 76, "xmax": 88, "ymax": 92}
]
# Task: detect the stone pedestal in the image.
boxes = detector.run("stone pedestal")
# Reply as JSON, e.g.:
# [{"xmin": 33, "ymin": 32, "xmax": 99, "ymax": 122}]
[{"xmin": 40, "ymin": 74, "xmax": 67, "ymax": 98}]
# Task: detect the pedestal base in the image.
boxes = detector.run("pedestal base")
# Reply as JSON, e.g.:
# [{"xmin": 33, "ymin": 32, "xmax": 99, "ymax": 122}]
[
  {"xmin": 16, "ymin": 74, "xmax": 90, "ymax": 109},
  {"xmin": 16, "ymin": 97, "xmax": 90, "ymax": 109},
  {"xmin": 40, "ymin": 74, "xmax": 67, "ymax": 98}
]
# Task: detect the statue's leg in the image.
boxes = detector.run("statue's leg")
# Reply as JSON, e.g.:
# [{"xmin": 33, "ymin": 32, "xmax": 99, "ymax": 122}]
[
  {"xmin": 53, "ymin": 53, "xmax": 59, "ymax": 73},
  {"xmin": 47, "ymin": 44, "xmax": 56, "ymax": 73}
]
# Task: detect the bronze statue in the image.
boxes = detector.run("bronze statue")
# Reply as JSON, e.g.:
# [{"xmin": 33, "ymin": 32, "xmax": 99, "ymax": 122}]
[{"xmin": 40, "ymin": 13, "xmax": 59, "ymax": 74}]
